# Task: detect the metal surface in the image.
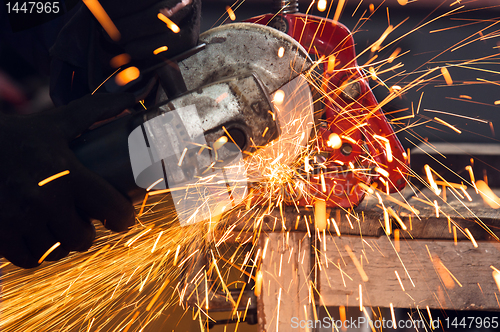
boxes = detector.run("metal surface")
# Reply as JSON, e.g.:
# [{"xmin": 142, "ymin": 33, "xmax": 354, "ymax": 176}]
[{"xmin": 163, "ymin": 22, "xmax": 312, "ymax": 98}]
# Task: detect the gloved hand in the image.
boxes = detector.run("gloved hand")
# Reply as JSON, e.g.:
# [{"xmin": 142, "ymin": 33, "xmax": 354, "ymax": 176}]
[
  {"xmin": 0, "ymin": 93, "xmax": 136, "ymax": 268},
  {"xmin": 50, "ymin": 0, "xmax": 202, "ymax": 105},
  {"xmin": 94, "ymin": 0, "xmax": 202, "ymax": 60}
]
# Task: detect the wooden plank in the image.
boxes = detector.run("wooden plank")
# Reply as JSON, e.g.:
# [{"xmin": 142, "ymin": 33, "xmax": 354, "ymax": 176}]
[
  {"xmin": 219, "ymin": 187, "xmax": 500, "ymax": 242},
  {"xmin": 257, "ymin": 232, "xmax": 314, "ymax": 331},
  {"xmin": 319, "ymin": 236, "xmax": 500, "ymax": 311}
]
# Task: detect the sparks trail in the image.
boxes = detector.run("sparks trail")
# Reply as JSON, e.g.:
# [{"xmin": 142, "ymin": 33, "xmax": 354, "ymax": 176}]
[{"xmin": 3, "ymin": 1, "xmax": 500, "ymax": 331}]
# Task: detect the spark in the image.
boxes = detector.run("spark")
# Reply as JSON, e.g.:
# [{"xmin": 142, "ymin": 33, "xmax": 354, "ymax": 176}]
[
  {"xmin": 333, "ymin": 0, "xmax": 346, "ymax": 22},
  {"xmin": 346, "ymin": 245, "xmax": 369, "ymax": 282},
  {"xmin": 374, "ymin": 167, "xmax": 389, "ymax": 178},
  {"xmin": 493, "ymin": 270, "xmax": 500, "ymax": 293},
  {"xmin": 388, "ymin": 47, "xmax": 401, "ymax": 63},
  {"xmin": 465, "ymin": 165, "xmax": 478, "ymax": 193},
  {"xmin": 441, "ymin": 67, "xmax": 453, "ymax": 85},
  {"xmin": 38, "ymin": 242, "xmax": 61, "ymax": 264},
  {"xmin": 110, "ymin": 53, "xmax": 131, "ymax": 68},
  {"xmin": 115, "ymin": 67, "xmax": 140, "ymax": 86},
  {"xmin": 273, "ymin": 90, "xmax": 285, "ymax": 105},
  {"xmin": 177, "ymin": 148, "xmax": 188, "ymax": 167},
  {"xmin": 327, "ymin": 133, "xmax": 342, "ymax": 149},
  {"xmin": 277, "ymin": 47, "xmax": 285, "ymax": 58},
  {"xmin": 146, "ymin": 178, "xmax": 164, "ymax": 191},
  {"xmin": 254, "ymin": 270, "xmax": 263, "ymax": 297},
  {"xmin": 397, "ymin": 0, "xmax": 408, "ymax": 5},
  {"xmin": 157, "ymin": 13, "xmax": 180, "ymax": 33},
  {"xmin": 213, "ymin": 136, "xmax": 228, "ymax": 151},
  {"xmin": 371, "ymin": 25, "xmax": 394, "ymax": 53},
  {"xmin": 327, "ymin": 55, "xmax": 336, "ymax": 73},
  {"xmin": 331, "ymin": 218, "xmax": 341, "ymax": 236},
  {"xmin": 225, "ymin": 6, "xmax": 236, "ymax": 21},
  {"xmin": 125, "ymin": 228, "xmax": 152, "ymax": 247},
  {"xmin": 395, "ymin": 270, "xmax": 405, "ymax": 291},
  {"xmin": 434, "ymin": 117, "xmax": 462, "ymax": 134},
  {"xmin": 389, "ymin": 303, "xmax": 397, "ymax": 328},
  {"xmin": 476, "ymin": 180, "xmax": 500, "ymax": 209},
  {"xmin": 464, "ymin": 228, "xmax": 478, "ymax": 248},
  {"xmin": 314, "ymin": 199, "xmax": 327, "ymax": 231},
  {"xmin": 425, "ymin": 164, "xmax": 441, "ymax": 195},
  {"xmin": 153, "ymin": 46, "xmax": 169, "ymax": 55},
  {"xmin": 387, "ymin": 207, "xmax": 407, "ymax": 231},
  {"xmin": 426, "ymin": 306, "xmax": 433, "ymax": 326},
  {"xmin": 151, "ymin": 231, "xmax": 163, "ymax": 253},
  {"xmin": 38, "ymin": 170, "xmax": 70, "ymax": 186},
  {"xmin": 82, "ymin": 0, "xmax": 120, "ymax": 41}
]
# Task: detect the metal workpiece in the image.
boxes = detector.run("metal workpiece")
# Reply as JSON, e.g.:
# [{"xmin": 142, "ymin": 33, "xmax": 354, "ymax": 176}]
[{"xmin": 164, "ymin": 23, "xmax": 313, "ymax": 99}]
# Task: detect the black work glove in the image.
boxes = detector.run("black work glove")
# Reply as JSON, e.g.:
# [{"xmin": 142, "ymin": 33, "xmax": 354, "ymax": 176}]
[
  {"xmin": 0, "ymin": 93, "xmax": 136, "ymax": 268},
  {"xmin": 50, "ymin": 0, "xmax": 201, "ymax": 105},
  {"xmin": 95, "ymin": 0, "xmax": 202, "ymax": 60}
]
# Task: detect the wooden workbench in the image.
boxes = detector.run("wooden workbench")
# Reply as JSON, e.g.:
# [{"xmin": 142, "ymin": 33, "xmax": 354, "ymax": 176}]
[{"xmin": 217, "ymin": 186, "xmax": 500, "ymax": 331}]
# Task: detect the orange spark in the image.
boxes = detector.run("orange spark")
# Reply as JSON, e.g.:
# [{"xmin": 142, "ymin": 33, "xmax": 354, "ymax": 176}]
[
  {"xmin": 464, "ymin": 228, "xmax": 478, "ymax": 248},
  {"xmin": 317, "ymin": 0, "xmax": 327, "ymax": 12},
  {"xmin": 153, "ymin": 46, "xmax": 169, "ymax": 55},
  {"xmin": 424, "ymin": 164, "xmax": 441, "ymax": 195},
  {"xmin": 434, "ymin": 117, "xmax": 461, "ymax": 134},
  {"xmin": 390, "ymin": 303, "xmax": 397, "ymax": 329},
  {"xmin": 82, "ymin": 0, "xmax": 120, "ymax": 41},
  {"xmin": 388, "ymin": 47, "xmax": 401, "ymax": 63},
  {"xmin": 333, "ymin": 0, "xmax": 346, "ymax": 22},
  {"xmin": 346, "ymin": 245, "xmax": 369, "ymax": 282},
  {"xmin": 177, "ymin": 147, "xmax": 188, "ymax": 167},
  {"xmin": 314, "ymin": 199, "xmax": 327, "ymax": 230},
  {"xmin": 157, "ymin": 13, "xmax": 180, "ymax": 33},
  {"xmin": 115, "ymin": 67, "xmax": 140, "ymax": 86},
  {"xmin": 327, "ymin": 133, "xmax": 342, "ymax": 149},
  {"xmin": 110, "ymin": 53, "xmax": 131, "ymax": 68},
  {"xmin": 327, "ymin": 55, "xmax": 336, "ymax": 73},
  {"xmin": 441, "ymin": 67, "xmax": 453, "ymax": 85},
  {"xmin": 254, "ymin": 270, "xmax": 263, "ymax": 296},
  {"xmin": 476, "ymin": 180, "xmax": 500, "ymax": 209},
  {"xmin": 38, "ymin": 170, "xmax": 70, "ymax": 186},
  {"xmin": 38, "ymin": 242, "xmax": 61, "ymax": 264},
  {"xmin": 331, "ymin": 218, "xmax": 341, "ymax": 236},
  {"xmin": 394, "ymin": 229, "xmax": 400, "ymax": 252},
  {"xmin": 397, "ymin": 0, "xmax": 408, "ymax": 5},
  {"xmin": 387, "ymin": 207, "xmax": 407, "ymax": 231},
  {"xmin": 273, "ymin": 90, "xmax": 285, "ymax": 104},
  {"xmin": 466, "ymin": 165, "xmax": 478, "ymax": 193},
  {"xmin": 277, "ymin": 47, "xmax": 285, "ymax": 58},
  {"xmin": 359, "ymin": 284, "xmax": 363, "ymax": 311},
  {"xmin": 375, "ymin": 167, "xmax": 389, "ymax": 178},
  {"xmin": 395, "ymin": 270, "xmax": 405, "ymax": 291},
  {"xmin": 225, "ymin": 6, "xmax": 236, "ymax": 20},
  {"xmin": 493, "ymin": 270, "xmax": 500, "ymax": 293},
  {"xmin": 146, "ymin": 178, "xmax": 164, "ymax": 191},
  {"xmin": 371, "ymin": 25, "xmax": 394, "ymax": 53}
]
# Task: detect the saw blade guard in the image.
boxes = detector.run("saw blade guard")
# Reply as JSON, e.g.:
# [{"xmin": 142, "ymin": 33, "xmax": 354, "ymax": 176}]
[{"xmin": 127, "ymin": 23, "xmax": 314, "ymax": 225}]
